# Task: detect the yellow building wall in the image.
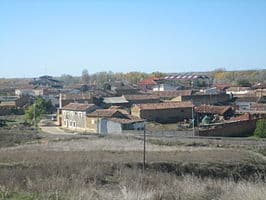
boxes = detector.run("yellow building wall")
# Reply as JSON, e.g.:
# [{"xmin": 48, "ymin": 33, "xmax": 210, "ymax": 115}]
[
  {"xmin": 131, "ymin": 106, "xmax": 141, "ymax": 118},
  {"xmin": 86, "ymin": 117, "xmax": 98, "ymax": 133}
]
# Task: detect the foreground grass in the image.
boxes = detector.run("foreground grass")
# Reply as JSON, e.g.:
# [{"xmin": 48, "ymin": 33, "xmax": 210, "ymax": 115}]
[
  {"xmin": 1, "ymin": 118, "xmax": 266, "ymax": 199},
  {"xmin": 0, "ymin": 147, "xmax": 266, "ymax": 200},
  {"xmin": 0, "ymin": 170, "xmax": 266, "ymax": 200}
]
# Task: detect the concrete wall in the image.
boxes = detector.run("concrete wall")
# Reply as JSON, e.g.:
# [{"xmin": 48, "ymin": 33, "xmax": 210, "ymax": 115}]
[
  {"xmin": 97, "ymin": 119, "xmax": 122, "ymax": 134},
  {"xmin": 106, "ymin": 120, "xmax": 122, "ymax": 133},
  {"xmin": 98, "ymin": 118, "xmax": 107, "ymax": 134},
  {"xmin": 198, "ymin": 119, "xmax": 257, "ymax": 137}
]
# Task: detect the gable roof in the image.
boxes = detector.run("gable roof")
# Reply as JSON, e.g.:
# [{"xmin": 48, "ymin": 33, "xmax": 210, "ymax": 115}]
[
  {"xmin": 138, "ymin": 77, "xmax": 160, "ymax": 86},
  {"xmin": 123, "ymin": 94, "xmax": 160, "ymax": 101},
  {"xmin": 107, "ymin": 117, "xmax": 144, "ymax": 124},
  {"xmin": 60, "ymin": 93, "xmax": 92, "ymax": 100},
  {"xmin": 152, "ymin": 90, "xmax": 192, "ymax": 98},
  {"xmin": 61, "ymin": 103, "xmax": 96, "ymax": 111},
  {"xmin": 195, "ymin": 105, "xmax": 233, "ymax": 115},
  {"xmin": 135, "ymin": 101, "xmax": 193, "ymax": 110},
  {"xmin": 214, "ymin": 84, "xmax": 231, "ymax": 90},
  {"xmin": 87, "ymin": 109, "xmax": 125, "ymax": 118}
]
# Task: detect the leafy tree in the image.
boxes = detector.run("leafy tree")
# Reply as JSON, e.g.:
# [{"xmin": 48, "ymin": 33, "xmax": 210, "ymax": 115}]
[
  {"xmin": 254, "ymin": 119, "xmax": 266, "ymax": 138},
  {"xmin": 25, "ymin": 97, "xmax": 53, "ymax": 124}
]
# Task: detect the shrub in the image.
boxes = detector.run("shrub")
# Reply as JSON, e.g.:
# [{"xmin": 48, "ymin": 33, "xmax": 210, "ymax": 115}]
[{"xmin": 254, "ymin": 119, "xmax": 266, "ymax": 138}]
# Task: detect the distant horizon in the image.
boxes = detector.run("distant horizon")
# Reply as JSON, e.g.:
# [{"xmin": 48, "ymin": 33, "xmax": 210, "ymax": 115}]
[
  {"xmin": 1, "ymin": 0, "xmax": 266, "ymax": 78},
  {"xmin": 1, "ymin": 67, "xmax": 265, "ymax": 79}
]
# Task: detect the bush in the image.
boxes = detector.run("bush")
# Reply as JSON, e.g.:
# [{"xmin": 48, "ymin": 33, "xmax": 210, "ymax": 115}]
[{"xmin": 254, "ymin": 119, "xmax": 266, "ymax": 138}]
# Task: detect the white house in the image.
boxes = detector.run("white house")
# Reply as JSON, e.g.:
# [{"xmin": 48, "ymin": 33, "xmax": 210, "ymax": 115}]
[
  {"xmin": 61, "ymin": 103, "xmax": 97, "ymax": 131},
  {"xmin": 152, "ymin": 83, "xmax": 177, "ymax": 91}
]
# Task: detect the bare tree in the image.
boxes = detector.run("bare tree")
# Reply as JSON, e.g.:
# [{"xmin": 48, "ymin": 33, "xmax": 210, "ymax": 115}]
[{"xmin": 81, "ymin": 69, "xmax": 90, "ymax": 84}]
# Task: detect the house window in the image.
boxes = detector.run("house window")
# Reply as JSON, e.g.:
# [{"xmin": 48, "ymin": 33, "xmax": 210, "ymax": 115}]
[{"xmin": 91, "ymin": 119, "xmax": 95, "ymax": 124}]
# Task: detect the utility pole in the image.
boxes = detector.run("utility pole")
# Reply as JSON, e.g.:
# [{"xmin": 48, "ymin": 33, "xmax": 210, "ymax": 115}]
[
  {"xmin": 33, "ymin": 102, "xmax": 36, "ymax": 130},
  {"xmin": 192, "ymin": 106, "xmax": 195, "ymax": 137},
  {"xmin": 143, "ymin": 121, "xmax": 146, "ymax": 173}
]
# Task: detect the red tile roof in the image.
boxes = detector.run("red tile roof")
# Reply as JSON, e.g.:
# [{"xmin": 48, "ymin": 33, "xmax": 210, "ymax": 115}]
[
  {"xmin": 61, "ymin": 103, "xmax": 96, "ymax": 111},
  {"xmin": 138, "ymin": 77, "xmax": 160, "ymax": 86},
  {"xmin": 214, "ymin": 84, "xmax": 231, "ymax": 90},
  {"xmin": 88, "ymin": 108, "xmax": 143, "ymax": 123},
  {"xmin": 135, "ymin": 101, "xmax": 193, "ymax": 110},
  {"xmin": 230, "ymin": 113, "xmax": 250, "ymax": 121}
]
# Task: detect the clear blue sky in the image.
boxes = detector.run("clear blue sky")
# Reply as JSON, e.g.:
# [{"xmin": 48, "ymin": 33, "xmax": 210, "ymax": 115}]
[{"xmin": 1, "ymin": 0, "xmax": 266, "ymax": 78}]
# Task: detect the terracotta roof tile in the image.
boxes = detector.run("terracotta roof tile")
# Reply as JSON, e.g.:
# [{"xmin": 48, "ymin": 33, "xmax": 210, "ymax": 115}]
[
  {"xmin": 138, "ymin": 77, "xmax": 160, "ymax": 86},
  {"xmin": 87, "ymin": 109, "xmax": 120, "ymax": 117},
  {"xmin": 61, "ymin": 103, "xmax": 96, "ymax": 111},
  {"xmin": 230, "ymin": 113, "xmax": 250, "ymax": 121},
  {"xmin": 135, "ymin": 101, "xmax": 193, "ymax": 110}
]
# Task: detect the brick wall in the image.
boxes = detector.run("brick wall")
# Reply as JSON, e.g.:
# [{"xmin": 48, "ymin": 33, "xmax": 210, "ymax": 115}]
[
  {"xmin": 198, "ymin": 119, "xmax": 257, "ymax": 137},
  {"xmin": 140, "ymin": 107, "xmax": 192, "ymax": 123}
]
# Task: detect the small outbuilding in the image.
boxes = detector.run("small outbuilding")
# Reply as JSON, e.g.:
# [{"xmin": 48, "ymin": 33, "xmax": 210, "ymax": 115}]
[
  {"xmin": 131, "ymin": 101, "xmax": 193, "ymax": 123},
  {"xmin": 86, "ymin": 109, "xmax": 144, "ymax": 134}
]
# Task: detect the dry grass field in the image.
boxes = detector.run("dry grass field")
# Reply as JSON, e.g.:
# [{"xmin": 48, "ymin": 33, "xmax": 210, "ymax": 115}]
[{"xmin": 0, "ymin": 119, "xmax": 266, "ymax": 199}]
